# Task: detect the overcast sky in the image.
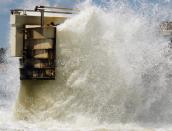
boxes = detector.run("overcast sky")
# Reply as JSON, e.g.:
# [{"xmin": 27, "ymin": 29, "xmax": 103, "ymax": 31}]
[{"xmin": 0, "ymin": 0, "xmax": 171, "ymax": 48}]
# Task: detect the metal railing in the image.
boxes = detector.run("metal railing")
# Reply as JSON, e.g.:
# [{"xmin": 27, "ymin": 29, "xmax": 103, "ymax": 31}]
[
  {"xmin": 11, "ymin": 6, "xmax": 79, "ymax": 15},
  {"xmin": 11, "ymin": 6, "xmax": 79, "ymax": 27}
]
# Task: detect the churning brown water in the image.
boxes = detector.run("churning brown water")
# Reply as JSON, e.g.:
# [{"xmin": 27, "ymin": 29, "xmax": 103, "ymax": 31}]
[{"xmin": 1, "ymin": 0, "xmax": 172, "ymax": 130}]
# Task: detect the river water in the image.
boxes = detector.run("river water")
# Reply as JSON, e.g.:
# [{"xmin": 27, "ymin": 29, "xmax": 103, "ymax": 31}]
[{"xmin": 0, "ymin": 1, "xmax": 172, "ymax": 130}]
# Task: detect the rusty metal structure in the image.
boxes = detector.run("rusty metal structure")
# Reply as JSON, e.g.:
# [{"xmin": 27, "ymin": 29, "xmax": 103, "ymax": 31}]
[
  {"xmin": 19, "ymin": 26, "xmax": 56, "ymax": 80},
  {"xmin": 160, "ymin": 21, "xmax": 172, "ymax": 48},
  {"xmin": 160, "ymin": 21, "xmax": 172, "ymax": 36},
  {"xmin": 10, "ymin": 6, "xmax": 78, "ymax": 80}
]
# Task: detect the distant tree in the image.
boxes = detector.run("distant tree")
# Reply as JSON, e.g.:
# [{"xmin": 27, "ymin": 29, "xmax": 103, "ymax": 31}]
[{"xmin": 0, "ymin": 48, "xmax": 6, "ymax": 63}]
